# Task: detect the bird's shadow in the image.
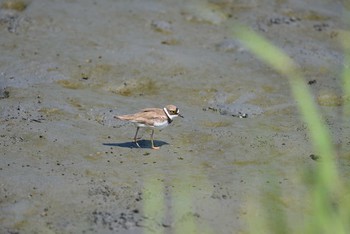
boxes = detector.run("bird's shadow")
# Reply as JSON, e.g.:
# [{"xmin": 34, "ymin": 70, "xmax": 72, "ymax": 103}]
[{"xmin": 103, "ymin": 140, "xmax": 168, "ymax": 149}]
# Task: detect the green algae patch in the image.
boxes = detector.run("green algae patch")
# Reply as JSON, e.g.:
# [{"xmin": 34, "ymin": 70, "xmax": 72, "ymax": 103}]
[
  {"xmin": 317, "ymin": 93, "xmax": 343, "ymax": 107},
  {"xmin": 57, "ymin": 80, "xmax": 83, "ymax": 90},
  {"xmin": 201, "ymin": 121, "xmax": 231, "ymax": 128},
  {"xmin": 1, "ymin": 0, "xmax": 27, "ymax": 12},
  {"xmin": 108, "ymin": 77, "xmax": 158, "ymax": 97}
]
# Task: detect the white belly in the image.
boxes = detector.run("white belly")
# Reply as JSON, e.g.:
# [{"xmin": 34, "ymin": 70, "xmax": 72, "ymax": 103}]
[
  {"xmin": 134, "ymin": 120, "xmax": 169, "ymax": 129},
  {"xmin": 154, "ymin": 120, "xmax": 169, "ymax": 129}
]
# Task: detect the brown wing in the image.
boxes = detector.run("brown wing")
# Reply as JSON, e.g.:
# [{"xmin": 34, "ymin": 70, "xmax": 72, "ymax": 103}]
[
  {"xmin": 140, "ymin": 108, "xmax": 163, "ymax": 113},
  {"xmin": 116, "ymin": 108, "xmax": 166, "ymax": 126}
]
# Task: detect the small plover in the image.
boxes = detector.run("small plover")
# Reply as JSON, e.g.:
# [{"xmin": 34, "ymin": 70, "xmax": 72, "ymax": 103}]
[{"xmin": 115, "ymin": 105, "xmax": 183, "ymax": 149}]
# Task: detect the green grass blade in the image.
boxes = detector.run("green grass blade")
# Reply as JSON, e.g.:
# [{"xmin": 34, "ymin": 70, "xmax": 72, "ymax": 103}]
[
  {"xmin": 233, "ymin": 25, "xmax": 336, "ymax": 180},
  {"xmin": 143, "ymin": 178, "xmax": 165, "ymax": 234},
  {"xmin": 233, "ymin": 25, "xmax": 342, "ymax": 233},
  {"xmin": 340, "ymin": 31, "xmax": 350, "ymax": 116}
]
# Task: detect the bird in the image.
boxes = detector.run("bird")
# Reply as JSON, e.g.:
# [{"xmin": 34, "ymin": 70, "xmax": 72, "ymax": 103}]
[{"xmin": 115, "ymin": 105, "xmax": 183, "ymax": 149}]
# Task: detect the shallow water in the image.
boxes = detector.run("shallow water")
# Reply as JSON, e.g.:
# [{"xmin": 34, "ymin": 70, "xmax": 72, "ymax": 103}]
[{"xmin": 1, "ymin": 0, "xmax": 349, "ymax": 233}]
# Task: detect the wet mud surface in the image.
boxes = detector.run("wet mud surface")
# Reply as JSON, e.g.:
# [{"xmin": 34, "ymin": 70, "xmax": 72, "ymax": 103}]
[{"xmin": 1, "ymin": 0, "xmax": 350, "ymax": 233}]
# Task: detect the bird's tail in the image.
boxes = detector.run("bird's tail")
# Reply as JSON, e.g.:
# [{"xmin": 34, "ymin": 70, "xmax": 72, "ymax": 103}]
[{"xmin": 114, "ymin": 115, "xmax": 133, "ymax": 121}]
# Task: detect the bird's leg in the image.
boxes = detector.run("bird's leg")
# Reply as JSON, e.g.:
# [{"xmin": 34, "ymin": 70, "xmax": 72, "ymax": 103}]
[
  {"xmin": 134, "ymin": 127, "xmax": 141, "ymax": 148},
  {"xmin": 150, "ymin": 129, "xmax": 160, "ymax": 150}
]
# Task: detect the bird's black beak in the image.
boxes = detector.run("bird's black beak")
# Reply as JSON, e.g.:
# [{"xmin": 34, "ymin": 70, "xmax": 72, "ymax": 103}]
[{"xmin": 178, "ymin": 113, "xmax": 184, "ymax": 118}]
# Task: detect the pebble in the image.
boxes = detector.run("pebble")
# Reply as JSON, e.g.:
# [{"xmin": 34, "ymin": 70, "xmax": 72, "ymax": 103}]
[
  {"xmin": 151, "ymin": 20, "xmax": 173, "ymax": 34},
  {"xmin": 215, "ymin": 39, "xmax": 245, "ymax": 53}
]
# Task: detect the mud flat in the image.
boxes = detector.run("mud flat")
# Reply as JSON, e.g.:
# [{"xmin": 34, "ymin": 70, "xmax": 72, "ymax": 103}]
[{"xmin": 1, "ymin": 0, "xmax": 349, "ymax": 233}]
